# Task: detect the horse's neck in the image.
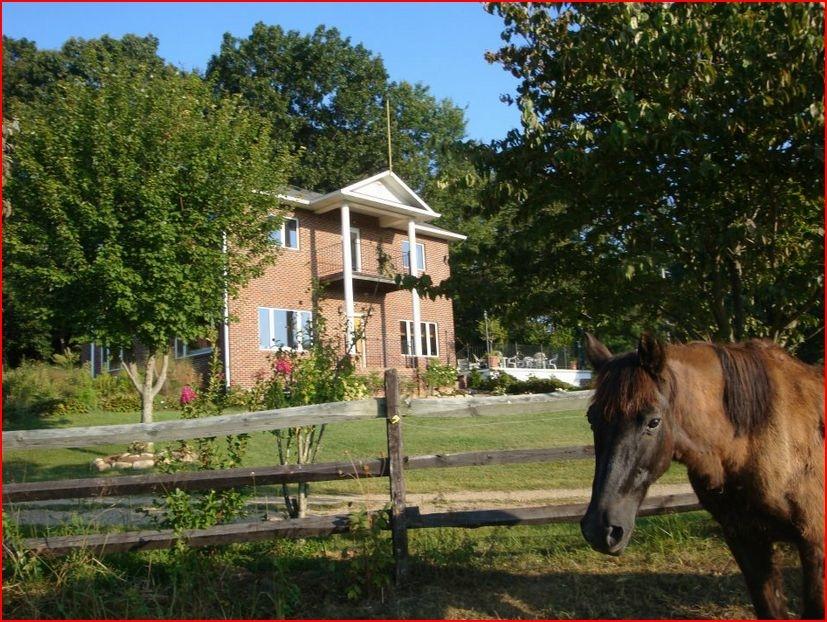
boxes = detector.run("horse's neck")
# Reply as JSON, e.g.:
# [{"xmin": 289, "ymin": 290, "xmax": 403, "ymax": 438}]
[{"xmin": 667, "ymin": 350, "xmax": 749, "ymax": 490}]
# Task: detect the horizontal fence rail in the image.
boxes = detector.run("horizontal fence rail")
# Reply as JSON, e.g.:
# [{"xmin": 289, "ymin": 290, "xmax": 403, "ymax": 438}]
[
  {"xmin": 4, "ymin": 446, "xmax": 597, "ymax": 503},
  {"xmin": 2, "ymin": 391, "xmax": 593, "ymax": 451},
  {"xmin": 17, "ymin": 493, "xmax": 702, "ymax": 557}
]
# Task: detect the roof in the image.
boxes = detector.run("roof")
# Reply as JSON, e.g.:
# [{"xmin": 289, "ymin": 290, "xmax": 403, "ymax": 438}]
[{"xmin": 276, "ymin": 170, "xmax": 466, "ymax": 242}]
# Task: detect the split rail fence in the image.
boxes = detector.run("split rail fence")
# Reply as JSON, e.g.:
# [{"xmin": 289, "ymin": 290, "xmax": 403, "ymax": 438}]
[{"xmin": 3, "ymin": 370, "xmax": 701, "ymax": 578}]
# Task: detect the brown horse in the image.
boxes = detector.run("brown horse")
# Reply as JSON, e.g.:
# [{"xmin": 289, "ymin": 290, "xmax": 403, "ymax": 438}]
[{"xmin": 580, "ymin": 333, "xmax": 824, "ymax": 619}]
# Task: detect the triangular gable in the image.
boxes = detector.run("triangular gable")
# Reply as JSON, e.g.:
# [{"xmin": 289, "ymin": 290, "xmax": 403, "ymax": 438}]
[{"xmin": 341, "ymin": 171, "xmax": 436, "ymax": 214}]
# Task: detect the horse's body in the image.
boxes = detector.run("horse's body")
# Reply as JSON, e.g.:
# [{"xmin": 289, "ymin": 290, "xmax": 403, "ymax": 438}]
[{"xmin": 581, "ymin": 334, "xmax": 823, "ymax": 619}]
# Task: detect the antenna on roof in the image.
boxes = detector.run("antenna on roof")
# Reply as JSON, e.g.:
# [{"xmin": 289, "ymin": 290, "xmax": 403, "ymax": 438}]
[{"xmin": 385, "ymin": 96, "xmax": 393, "ymax": 172}]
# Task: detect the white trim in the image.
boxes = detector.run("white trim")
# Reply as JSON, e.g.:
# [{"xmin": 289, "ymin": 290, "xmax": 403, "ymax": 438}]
[
  {"xmin": 90, "ymin": 342, "xmax": 96, "ymax": 378},
  {"xmin": 414, "ymin": 222, "xmax": 467, "ymax": 242},
  {"xmin": 258, "ymin": 307, "xmax": 313, "ymax": 352}
]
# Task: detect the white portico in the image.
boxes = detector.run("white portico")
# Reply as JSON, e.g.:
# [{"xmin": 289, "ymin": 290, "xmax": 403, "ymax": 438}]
[{"xmin": 279, "ymin": 170, "xmax": 466, "ymax": 361}]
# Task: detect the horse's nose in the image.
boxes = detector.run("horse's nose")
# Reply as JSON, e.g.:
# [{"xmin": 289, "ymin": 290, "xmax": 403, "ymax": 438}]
[{"xmin": 605, "ymin": 524, "xmax": 624, "ymax": 550}]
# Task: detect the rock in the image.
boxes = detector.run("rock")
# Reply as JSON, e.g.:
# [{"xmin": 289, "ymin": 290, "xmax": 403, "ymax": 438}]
[
  {"xmin": 131, "ymin": 459, "xmax": 155, "ymax": 470},
  {"xmin": 92, "ymin": 458, "xmax": 111, "ymax": 472},
  {"xmin": 139, "ymin": 452, "xmax": 155, "ymax": 460},
  {"xmin": 112, "ymin": 461, "xmax": 132, "ymax": 469}
]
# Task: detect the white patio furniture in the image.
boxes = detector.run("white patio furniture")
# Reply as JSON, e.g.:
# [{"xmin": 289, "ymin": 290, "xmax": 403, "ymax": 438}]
[
  {"xmin": 547, "ymin": 354, "xmax": 558, "ymax": 369},
  {"xmin": 523, "ymin": 356, "xmax": 535, "ymax": 368},
  {"xmin": 533, "ymin": 352, "xmax": 547, "ymax": 369}
]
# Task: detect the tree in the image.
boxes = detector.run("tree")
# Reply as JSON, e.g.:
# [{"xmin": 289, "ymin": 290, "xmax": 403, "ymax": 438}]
[
  {"xmin": 206, "ymin": 23, "xmax": 467, "ymax": 194},
  {"xmin": 479, "ymin": 3, "xmax": 823, "ymax": 358},
  {"xmin": 4, "ymin": 53, "xmax": 292, "ymax": 425},
  {"xmin": 2, "ymin": 35, "xmax": 177, "ymax": 364}
]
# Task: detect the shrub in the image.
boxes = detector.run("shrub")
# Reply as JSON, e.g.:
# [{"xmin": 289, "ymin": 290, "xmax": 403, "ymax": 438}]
[
  {"xmin": 94, "ymin": 373, "xmax": 141, "ymax": 412},
  {"xmin": 466, "ymin": 371, "xmax": 577, "ymax": 395},
  {"xmin": 2, "ymin": 360, "xmax": 98, "ymax": 421},
  {"xmin": 422, "ymin": 361, "xmax": 457, "ymax": 394},
  {"xmin": 158, "ymin": 357, "xmax": 202, "ymax": 402}
]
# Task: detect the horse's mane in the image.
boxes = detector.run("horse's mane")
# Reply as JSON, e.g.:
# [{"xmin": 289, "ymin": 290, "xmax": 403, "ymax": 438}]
[
  {"xmin": 713, "ymin": 341, "xmax": 774, "ymax": 436},
  {"xmin": 591, "ymin": 352, "xmax": 664, "ymax": 421},
  {"xmin": 591, "ymin": 340, "xmax": 775, "ymax": 436}
]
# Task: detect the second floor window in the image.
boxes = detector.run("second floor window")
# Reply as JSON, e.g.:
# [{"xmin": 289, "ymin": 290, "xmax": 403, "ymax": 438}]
[
  {"xmin": 259, "ymin": 308, "xmax": 313, "ymax": 351},
  {"xmin": 270, "ymin": 217, "xmax": 299, "ymax": 249},
  {"xmin": 402, "ymin": 240, "xmax": 425, "ymax": 272}
]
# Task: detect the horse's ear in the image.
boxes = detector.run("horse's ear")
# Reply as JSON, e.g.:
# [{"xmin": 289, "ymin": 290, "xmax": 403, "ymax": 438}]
[
  {"xmin": 637, "ymin": 332, "xmax": 665, "ymax": 376},
  {"xmin": 585, "ymin": 333, "xmax": 612, "ymax": 371}
]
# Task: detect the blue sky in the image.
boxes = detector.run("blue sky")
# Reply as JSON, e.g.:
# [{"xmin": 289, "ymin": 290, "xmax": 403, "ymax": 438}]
[{"xmin": 2, "ymin": 2, "xmax": 523, "ymax": 142}]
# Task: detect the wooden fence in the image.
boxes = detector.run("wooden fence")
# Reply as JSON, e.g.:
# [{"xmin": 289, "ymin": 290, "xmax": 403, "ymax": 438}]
[{"xmin": 2, "ymin": 371, "xmax": 702, "ymax": 577}]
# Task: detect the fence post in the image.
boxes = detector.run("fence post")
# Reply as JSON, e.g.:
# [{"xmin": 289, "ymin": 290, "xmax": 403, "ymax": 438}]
[{"xmin": 384, "ymin": 368, "xmax": 409, "ymax": 583}]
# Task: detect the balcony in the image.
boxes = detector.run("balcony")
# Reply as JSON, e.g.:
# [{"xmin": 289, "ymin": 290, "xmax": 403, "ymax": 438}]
[{"xmin": 314, "ymin": 241, "xmax": 408, "ymax": 294}]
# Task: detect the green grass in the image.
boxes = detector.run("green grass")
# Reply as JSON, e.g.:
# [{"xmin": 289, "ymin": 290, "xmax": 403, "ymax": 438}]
[
  {"xmin": 2, "ymin": 406, "xmax": 690, "ymax": 494},
  {"xmin": 2, "ymin": 512, "xmax": 802, "ymax": 619},
  {"xmin": 2, "ymin": 404, "xmax": 804, "ymax": 619}
]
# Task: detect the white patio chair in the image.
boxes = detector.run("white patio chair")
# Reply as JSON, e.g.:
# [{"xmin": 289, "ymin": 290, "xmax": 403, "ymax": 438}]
[
  {"xmin": 523, "ymin": 356, "xmax": 535, "ymax": 369},
  {"xmin": 533, "ymin": 352, "xmax": 547, "ymax": 369},
  {"xmin": 547, "ymin": 354, "xmax": 558, "ymax": 369}
]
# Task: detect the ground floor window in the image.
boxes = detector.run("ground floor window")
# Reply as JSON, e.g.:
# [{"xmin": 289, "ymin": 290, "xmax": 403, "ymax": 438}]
[
  {"xmin": 259, "ymin": 308, "xmax": 313, "ymax": 351},
  {"xmin": 400, "ymin": 320, "xmax": 439, "ymax": 357},
  {"xmin": 174, "ymin": 337, "xmax": 212, "ymax": 359}
]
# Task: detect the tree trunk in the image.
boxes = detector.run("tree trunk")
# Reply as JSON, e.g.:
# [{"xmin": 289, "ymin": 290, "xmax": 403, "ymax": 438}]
[{"xmin": 123, "ymin": 350, "xmax": 170, "ymax": 453}]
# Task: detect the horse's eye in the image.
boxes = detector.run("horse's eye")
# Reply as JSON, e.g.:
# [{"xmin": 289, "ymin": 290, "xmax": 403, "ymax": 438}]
[{"xmin": 647, "ymin": 418, "xmax": 662, "ymax": 429}]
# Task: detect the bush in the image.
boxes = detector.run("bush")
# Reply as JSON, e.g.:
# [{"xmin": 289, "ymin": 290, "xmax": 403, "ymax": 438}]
[
  {"xmin": 94, "ymin": 373, "xmax": 141, "ymax": 412},
  {"xmin": 422, "ymin": 361, "xmax": 457, "ymax": 394},
  {"xmin": 3, "ymin": 360, "xmax": 99, "ymax": 421},
  {"xmin": 158, "ymin": 357, "xmax": 202, "ymax": 402},
  {"xmin": 467, "ymin": 371, "xmax": 576, "ymax": 395}
]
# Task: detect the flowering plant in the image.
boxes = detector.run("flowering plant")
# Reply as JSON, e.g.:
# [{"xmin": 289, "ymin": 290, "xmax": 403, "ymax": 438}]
[{"xmin": 179, "ymin": 385, "xmax": 197, "ymax": 406}]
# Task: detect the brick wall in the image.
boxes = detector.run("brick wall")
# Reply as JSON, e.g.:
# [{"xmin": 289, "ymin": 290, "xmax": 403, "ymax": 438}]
[{"xmin": 225, "ymin": 206, "xmax": 457, "ymax": 387}]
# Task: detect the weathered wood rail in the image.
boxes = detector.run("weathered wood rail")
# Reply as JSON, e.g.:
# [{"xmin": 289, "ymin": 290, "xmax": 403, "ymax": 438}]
[{"xmin": 2, "ymin": 375, "xmax": 702, "ymax": 579}]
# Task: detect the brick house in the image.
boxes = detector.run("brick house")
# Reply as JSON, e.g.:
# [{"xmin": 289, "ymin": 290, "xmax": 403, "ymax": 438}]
[{"xmin": 86, "ymin": 170, "xmax": 466, "ymax": 387}]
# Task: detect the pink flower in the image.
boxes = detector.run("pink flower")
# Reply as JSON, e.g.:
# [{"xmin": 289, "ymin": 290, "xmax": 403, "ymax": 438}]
[
  {"xmin": 273, "ymin": 356, "xmax": 293, "ymax": 376},
  {"xmin": 179, "ymin": 385, "xmax": 197, "ymax": 406}
]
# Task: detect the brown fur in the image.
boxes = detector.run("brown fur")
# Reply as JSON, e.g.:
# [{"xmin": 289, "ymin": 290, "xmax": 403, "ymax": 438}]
[{"xmin": 586, "ymin": 336, "xmax": 824, "ymax": 619}]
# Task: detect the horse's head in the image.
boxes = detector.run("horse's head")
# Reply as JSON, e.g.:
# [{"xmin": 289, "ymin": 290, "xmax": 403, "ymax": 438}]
[{"xmin": 580, "ymin": 333, "xmax": 675, "ymax": 555}]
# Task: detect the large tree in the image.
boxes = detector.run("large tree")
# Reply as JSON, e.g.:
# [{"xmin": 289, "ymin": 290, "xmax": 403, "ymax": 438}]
[
  {"xmin": 477, "ymin": 2, "xmax": 823, "ymax": 358},
  {"xmin": 4, "ymin": 47, "xmax": 292, "ymax": 424},
  {"xmin": 206, "ymin": 23, "xmax": 467, "ymax": 194}
]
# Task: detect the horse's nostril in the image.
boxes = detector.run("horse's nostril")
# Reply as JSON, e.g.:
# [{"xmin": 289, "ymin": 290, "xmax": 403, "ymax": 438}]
[{"xmin": 606, "ymin": 525, "xmax": 624, "ymax": 549}]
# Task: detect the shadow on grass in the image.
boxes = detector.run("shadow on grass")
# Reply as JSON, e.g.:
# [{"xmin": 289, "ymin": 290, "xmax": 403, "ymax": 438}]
[
  {"xmin": 2, "ymin": 453, "xmax": 113, "ymax": 484},
  {"xmin": 4, "ymin": 555, "xmax": 801, "ymax": 620},
  {"xmin": 389, "ymin": 561, "xmax": 802, "ymax": 619}
]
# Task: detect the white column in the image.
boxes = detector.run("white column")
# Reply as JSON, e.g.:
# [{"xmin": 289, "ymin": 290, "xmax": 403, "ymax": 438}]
[
  {"xmin": 341, "ymin": 204, "xmax": 356, "ymax": 352},
  {"xmin": 408, "ymin": 219, "xmax": 422, "ymax": 357}
]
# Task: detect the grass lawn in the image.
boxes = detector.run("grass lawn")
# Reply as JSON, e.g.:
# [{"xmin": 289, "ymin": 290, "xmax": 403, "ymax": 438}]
[
  {"xmin": 2, "ymin": 405, "xmax": 690, "ymax": 495},
  {"xmin": 2, "ymin": 403, "xmax": 805, "ymax": 619},
  {"xmin": 2, "ymin": 512, "xmax": 802, "ymax": 619}
]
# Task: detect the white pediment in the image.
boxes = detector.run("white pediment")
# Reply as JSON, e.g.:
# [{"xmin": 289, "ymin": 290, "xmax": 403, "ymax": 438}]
[
  {"xmin": 354, "ymin": 179, "xmax": 405, "ymax": 204},
  {"xmin": 341, "ymin": 171, "xmax": 435, "ymax": 214}
]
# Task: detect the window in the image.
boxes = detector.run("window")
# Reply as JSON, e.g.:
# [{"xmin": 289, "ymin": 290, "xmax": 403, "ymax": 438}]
[
  {"xmin": 400, "ymin": 321, "xmax": 439, "ymax": 357},
  {"xmin": 101, "ymin": 346, "xmax": 124, "ymax": 372},
  {"xmin": 350, "ymin": 227, "xmax": 361, "ymax": 272},
  {"xmin": 175, "ymin": 338, "xmax": 212, "ymax": 359},
  {"xmin": 401, "ymin": 240, "xmax": 425, "ymax": 272},
  {"xmin": 259, "ymin": 308, "xmax": 313, "ymax": 350},
  {"xmin": 270, "ymin": 217, "xmax": 299, "ymax": 249}
]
